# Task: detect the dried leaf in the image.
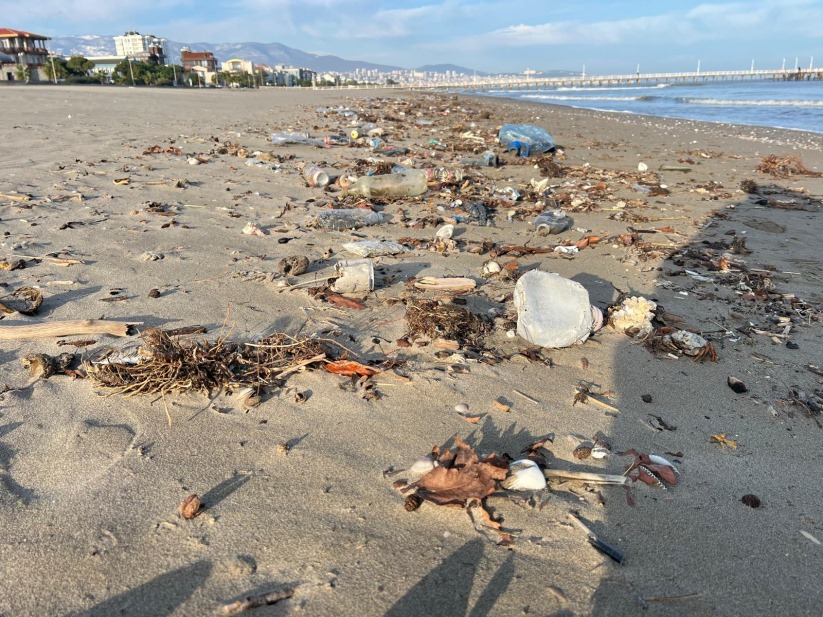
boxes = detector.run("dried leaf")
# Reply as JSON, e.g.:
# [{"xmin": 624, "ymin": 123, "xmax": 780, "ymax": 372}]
[
  {"xmin": 710, "ymin": 433, "xmax": 737, "ymax": 449},
  {"xmin": 113, "ymin": 177, "xmax": 130, "ymax": 186},
  {"xmin": 410, "ymin": 437, "xmax": 508, "ymax": 507},
  {"xmin": 325, "ymin": 293, "xmax": 367, "ymax": 310},
  {"xmin": 467, "ymin": 499, "xmax": 515, "ymax": 545},
  {"xmin": 324, "ymin": 360, "xmax": 379, "ymax": 377}
]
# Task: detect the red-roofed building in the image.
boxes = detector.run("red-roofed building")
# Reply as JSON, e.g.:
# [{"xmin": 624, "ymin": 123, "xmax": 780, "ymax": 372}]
[
  {"xmin": 181, "ymin": 50, "xmax": 216, "ymax": 72},
  {"xmin": 0, "ymin": 28, "xmax": 51, "ymax": 82}
]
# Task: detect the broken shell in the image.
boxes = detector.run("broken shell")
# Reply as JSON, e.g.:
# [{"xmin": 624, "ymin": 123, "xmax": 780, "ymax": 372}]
[
  {"xmin": 590, "ymin": 445, "xmax": 611, "ymax": 460},
  {"xmin": 237, "ymin": 387, "xmax": 261, "ymax": 407},
  {"xmin": 179, "ymin": 494, "xmax": 202, "ymax": 519},
  {"xmin": 454, "ymin": 403, "xmax": 469, "ymax": 413},
  {"xmin": 435, "ymin": 224, "xmax": 454, "ymax": 240},
  {"xmin": 501, "ymin": 459, "xmax": 547, "ymax": 491},
  {"xmin": 482, "ymin": 260, "xmax": 501, "ymax": 275}
]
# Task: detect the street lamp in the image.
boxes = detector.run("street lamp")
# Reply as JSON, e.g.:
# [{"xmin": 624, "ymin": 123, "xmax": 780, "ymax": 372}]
[{"xmin": 128, "ymin": 56, "xmax": 136, "ymax": 86}]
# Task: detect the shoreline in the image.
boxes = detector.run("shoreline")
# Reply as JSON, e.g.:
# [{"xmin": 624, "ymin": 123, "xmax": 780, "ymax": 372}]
[{"xmin": 1, "ymin": 85, "xmax": 821, "ymax": 616}]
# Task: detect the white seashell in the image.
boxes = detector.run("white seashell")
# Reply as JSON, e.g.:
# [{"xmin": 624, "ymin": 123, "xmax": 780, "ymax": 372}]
[
  {"xmin": 638, "ymin": 162, "xmax": 648, "ymax": 172},
  {"xmin": 407, "ymin": 456, "xmax": 436, "ymax": 477},
  {"xmin": 647, "ymin": 454, "xmax": 679, "ymax": 473},
  {"xmin": 187, "ymin": 157, "xmax": 201, "ymax": 165},
  {"xmin": 482, "ymin": 260, "xmax": 501, "ymax": 275},
  {"xmin": 454, "ymin": 403, "xmax": 469, "ymax": 413},
  {"xmin": 435, "ymin": 224, "xmax": 454, "ymax": 240},
  {"xmin": 591, "ymin": 446, "xmax": 610, "ymax": 459},
  {"xmin": 501, "ymin": 459, "xmax": 547, "ymax": 491},
  {"xmin": 242, "ymin": 222, "xmax": 267, "ymax": 236}
]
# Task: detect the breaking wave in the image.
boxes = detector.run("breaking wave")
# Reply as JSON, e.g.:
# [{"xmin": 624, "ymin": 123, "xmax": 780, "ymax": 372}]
[{"xmin": 678, "ymin": 97, "xmax": 823, "ymax": 107}]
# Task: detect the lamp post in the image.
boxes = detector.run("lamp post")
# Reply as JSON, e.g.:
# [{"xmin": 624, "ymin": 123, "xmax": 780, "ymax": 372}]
[
  {"xmin": 127, "ymin": 56, "xmax": 136, "ymax": 86},
  {"xmin": 49, "ymin": 53, "xmax": 57, "ymax": 84}
]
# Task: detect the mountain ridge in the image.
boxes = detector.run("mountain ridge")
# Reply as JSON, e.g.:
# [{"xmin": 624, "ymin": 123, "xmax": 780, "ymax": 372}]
[{"xmin": 48, "ymin": 35, "xmax": 482, "ymax": 74}]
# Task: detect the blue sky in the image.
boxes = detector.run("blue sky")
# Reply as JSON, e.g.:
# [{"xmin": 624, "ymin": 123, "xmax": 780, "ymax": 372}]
[{"xmin": 9, "ymin": 0, "xmax": 822, "ymax": 73}]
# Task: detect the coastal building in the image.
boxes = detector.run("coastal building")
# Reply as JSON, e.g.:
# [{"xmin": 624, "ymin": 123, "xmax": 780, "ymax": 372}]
[
  {"xmin": 0, "ymin": 28, "xmax": 51, "ymax": 82},
  {"xmin": 269, "ymin": 64, "xmax": 316, "ymax": 86},
  {"xmin": 87, "ymin": 55, "xmax": 127, "ymax": 83},
  {"xmin": 181, "ymin": 50, "xmax": 217, "ymax": 72},
  {"xmin": 221, "ymin": 58, "xmax": 254, "ymax": 75},
  {"xmin": 114, "ymin": 31, "xmax": 167, "ymax": 65}
]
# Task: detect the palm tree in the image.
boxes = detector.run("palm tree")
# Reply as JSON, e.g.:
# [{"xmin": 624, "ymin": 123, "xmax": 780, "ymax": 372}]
[{"xmin": 14, "ymin": 64, "xmax": 30, "ymax": 83}]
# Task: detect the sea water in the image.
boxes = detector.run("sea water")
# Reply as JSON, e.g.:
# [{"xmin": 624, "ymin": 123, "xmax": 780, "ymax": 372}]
[{"xmin": 476, "ymin": 79, "xmax": 823, "ymax": 134}]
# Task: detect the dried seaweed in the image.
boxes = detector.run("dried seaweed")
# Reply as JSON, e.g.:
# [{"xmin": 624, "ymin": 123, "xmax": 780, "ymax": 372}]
[
  {"xmin": 405, "ymin": 299, "xmax": 490, "ymax": 348},
  {"xmin": 85, "ymin": 327, "xmax": 328, "ymax": 397},
  {"xmin": 755, "ymin": 155, "xmax": 821, "ymax": 179}
]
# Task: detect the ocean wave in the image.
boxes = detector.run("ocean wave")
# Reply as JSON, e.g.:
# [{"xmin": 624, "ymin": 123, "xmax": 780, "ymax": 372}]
[
  {"xmin": 678, "ymin": 97, "xmax": 823, "ymax": 108},
  {"xmin": 522, "ymin": 94, "xmax": 643, "ymax": 102},
  {"xmin": 556, "ymin": 83, "xmax": 670, "ymax": 92}
]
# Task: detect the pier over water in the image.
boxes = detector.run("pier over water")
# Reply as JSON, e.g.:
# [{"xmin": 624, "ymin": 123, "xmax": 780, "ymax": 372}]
[{"xmin": 409, "ymin": 68, "xmax": 823, "ymax": 92}]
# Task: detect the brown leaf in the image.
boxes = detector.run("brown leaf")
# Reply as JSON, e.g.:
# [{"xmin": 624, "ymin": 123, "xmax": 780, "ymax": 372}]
[
  {"xmin": 324, "ymin": 360, "xmax": 379, "ymax": 376},
  {"xmin": 325, "ymin": 293, "xmax": 367, "ymax": 310},
  {"xmin": 410, "ymin": 437, "xmax": 508, "ymax": 507},
  {"xmin": 467, "ymin": 499, "xmax": 514, "ymax": 545},
  {"xmin": 710, "ymin": 433, "xmax": 737, "ymax": 448}
]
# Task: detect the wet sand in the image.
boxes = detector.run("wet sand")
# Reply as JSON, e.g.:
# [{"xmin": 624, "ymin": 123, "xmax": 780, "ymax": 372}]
[{"xmin": 0, "ymin": 85, "xmax": 822, "ymax": 616}]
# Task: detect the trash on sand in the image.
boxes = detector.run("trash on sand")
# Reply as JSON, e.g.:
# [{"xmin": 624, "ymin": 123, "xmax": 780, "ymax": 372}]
[
  {"xmin": 608, "ymin": 296, "xmax": 657, "ymax": 338},
  {"xmin": 534, "ymin": 210, "xmax": 572, "ymax": 235},
  {"xmin": 331, "ymin": 259, "xmax": 374, "ymax": 293},
  {"xmin": 346, "ymin": 170, "xmax": 427, "ymax": 198},
  {"xmin": 312, "ymin": 209, "xmax": 383, "ymax": 231},
  {"xmin": 514, "ymin": 271, "xmax": 603, "ymax": 348},
  {"xmin": 498, "ymin": 124, "xmax": 556, "ymax": 156},
  {"xmin": 413, "ymin": 277, "xmax": 477, "ymax": 292},
  {"xmin": 303, "ymin": 165, "xmax": 329, "ymax": 187},
  {"xmin": 342, "ymin": 240, "xmax": 406, "ymax": 257},
  {"xmin": 567, "ymin": 511, "xmax": 625, "ymax": 564}
]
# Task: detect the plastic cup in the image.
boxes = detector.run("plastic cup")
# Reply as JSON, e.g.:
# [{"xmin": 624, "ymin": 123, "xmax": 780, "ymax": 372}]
[
  {"xmin": 303, "ymin": 165, "xmax": 329, "ymax": 187},
  {"xmin": 331, "ymin": 259, "xmax": 374, "ymax": 293}
]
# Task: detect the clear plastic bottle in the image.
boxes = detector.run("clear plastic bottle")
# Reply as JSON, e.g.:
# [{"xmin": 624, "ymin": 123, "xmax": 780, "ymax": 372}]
[
  {"xmin": 514, "ymin": 271, "xmax": 603, "ymax": 348},
  {"xmin": 314, "ymin": 209, "xmax": 383, "ymax": 230},
  {"xmin": 534, "ymin": 210, "xmax": 572, "ymax": 235},
  {"xmin": 424, "ymin": 167, "xmax": 464, "ymax": 183},
  {"xmin": 303, "ymin": 165, "xmax": 329, "ymax": 187},
  {"xmin": 271, "ymin": 131, "xmax": 326, "ymax": 147},
  {"xmin": 346, "ymin": 170, "xmax": 428, "ymax": 198}
]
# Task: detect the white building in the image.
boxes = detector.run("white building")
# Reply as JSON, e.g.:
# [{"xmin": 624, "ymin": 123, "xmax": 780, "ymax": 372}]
[{"xmin": 114, "ymin": 32, "xmax": 167, "ymax": 65}]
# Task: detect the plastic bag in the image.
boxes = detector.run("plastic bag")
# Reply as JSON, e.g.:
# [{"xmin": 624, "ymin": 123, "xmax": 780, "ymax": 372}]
[{"xmin": 498, "ymin": 124, "xmax": 556, "ymax": 157}]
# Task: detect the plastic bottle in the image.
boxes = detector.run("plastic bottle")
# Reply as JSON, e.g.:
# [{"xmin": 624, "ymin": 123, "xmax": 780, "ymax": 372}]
[
  {"xmin": 271, "ymin": 131, "xmax": 326, "ymax": 147},
  {"xmin": 350, "ymin": 123, "xmax": 378, "ymax": 139},
  {"xmin": 534, "ymin": 210, "xmax": 572, "ymax": 235},
  {"xmin": 315, "ymin": 209, "xmax": 383, "ymax": 231},
  {"xmin": 425, "ymin": 167, "xmax": 464, "ymax": 183},
  {"xmin": 497, "ymin": 124, "xmax": 556, "ymax": 157},
  {"xmin": 303, "ymin": 165, "xmax": 329, "ymax": 187},
  {"xmin": 346, "ymin": 170, "xmax": 428, "ymax": 198},
  {"xmin": 460, "ymin": 152, "xmax": 499, "ymax": 168},
  {"xmin": 514, "ymin": 271, "xmax": 604, "ymax": 348}
]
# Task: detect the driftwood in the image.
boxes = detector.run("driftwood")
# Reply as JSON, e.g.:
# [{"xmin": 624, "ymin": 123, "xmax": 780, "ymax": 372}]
[
  {"xmin": 545, "ymin": 469, "xmax": 630, "ymax": 486},
  {"xmin": 0, "ymin": 320, "xmax": 137, "ymax": 341}
]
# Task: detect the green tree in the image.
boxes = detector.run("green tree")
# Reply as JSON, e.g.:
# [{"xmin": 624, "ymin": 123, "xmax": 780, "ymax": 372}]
[
  {"xmin": 66, "ymin": 55, "xmax": 94, "ymax": 76},
  {"xmin": 14, "ymin": 64, "xmax": 30, "ymax": 82},
  {"xmin": 44, "ymin": 57, "xmax": 68, "ymax": 81}
]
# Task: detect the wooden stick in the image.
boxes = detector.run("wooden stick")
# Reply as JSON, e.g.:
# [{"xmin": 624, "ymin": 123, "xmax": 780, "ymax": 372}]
[
  {"xmin": 219, "ymin": 588, "xmax": 295, "ymax": 615},
  {"xmin": 545, "ymin": 469, "xmax": 629, "ymax": 486},
  {"xmin": 0, "ymin": 320, "xmax": 138, "ymax": 341}
]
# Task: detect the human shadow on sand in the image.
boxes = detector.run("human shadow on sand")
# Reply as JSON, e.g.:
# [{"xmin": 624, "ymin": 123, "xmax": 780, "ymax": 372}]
[
  {"xmin": 385, "ymin": 538, "xmax": 515, "ymax": 617},
  {"xmin": 70, "ymin": 560, "xmax": 212, "ymax": 617}
]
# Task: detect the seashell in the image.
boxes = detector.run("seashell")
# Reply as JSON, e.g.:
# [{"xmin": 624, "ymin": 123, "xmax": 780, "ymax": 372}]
[
  {"xmin": 647, "ymin": 454, "xmax": 678, "ymax": 473},
  {"xmin": 501, "ymin": 459, "xmax": 547, "ymax": 491},
  {"xmin": 454, "ymin": 403, "xmax": 469, "ymax": 414},
  {"xmin": 482, "ymin": 260, "xmax": 501, "ymax": 275},
  {"xmin": 590, "ymin": 445, "xmax": 610, "ymax": 459},
  {"xmin": 435, "ymin": 224, "xmax": 454, "ymax": 239},
  {"xmin": 637, "ymin": 162, "xmax": 648, "ymax": 172},
  {"xmin": 179, "ymin": 494, "xmax": 202, "ymax": 519},
  {"xmin": 187, "ymin": 157, "xmax": 201, "ymax": 165},
  {"xmin": 407, "ymin": 456, "xmax": 436, "ymax": 477},
  {"xmin": 242, "ymin": 222, "xmax": 267, "ymax": 236},
  {"xmin": 236, "ymin": 387, "xmax": 261, "ymax": 408},
  {"xmin": 573, "ymin": 444, "xmax": 592, "ymax": 460}
]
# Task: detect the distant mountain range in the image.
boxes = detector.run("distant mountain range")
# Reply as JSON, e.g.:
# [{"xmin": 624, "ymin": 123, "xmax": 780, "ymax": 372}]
[{"xmin": 48, "ymin": 35, "xmax": 485, "ymax": 75}]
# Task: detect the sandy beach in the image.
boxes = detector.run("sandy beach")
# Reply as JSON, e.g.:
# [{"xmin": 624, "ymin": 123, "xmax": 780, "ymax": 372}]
[{"xmin": 1, "ymin": 84, "xmax": 822, "ymax": 616}]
